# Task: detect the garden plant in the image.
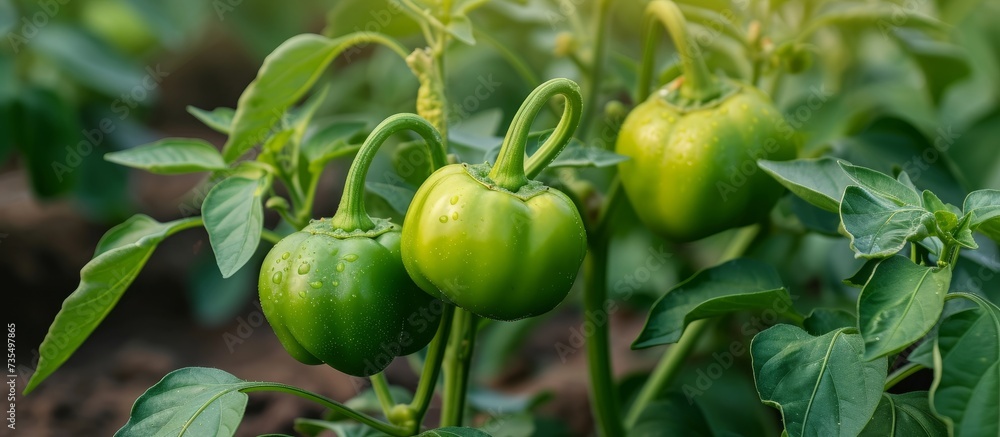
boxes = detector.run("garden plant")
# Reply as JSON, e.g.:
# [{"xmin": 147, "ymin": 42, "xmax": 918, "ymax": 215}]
[{"xmin": 13, "ymin": 0, "xmax": 1000, "ymax": 435}]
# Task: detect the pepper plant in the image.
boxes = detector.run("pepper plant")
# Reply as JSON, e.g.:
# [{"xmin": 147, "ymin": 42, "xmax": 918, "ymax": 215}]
[{"xmin": 19, "ymin": 0, "xmax": 1000, "ymax": 436}]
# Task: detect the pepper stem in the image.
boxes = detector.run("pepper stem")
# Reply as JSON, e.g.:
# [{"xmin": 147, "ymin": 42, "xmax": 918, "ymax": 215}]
[
  {"xmin": 638, "ymin": 1, "xmax": 720, "ymax": 102},
  {"xmin": 330, "ymin": 114, "xmax": 447, "ymax": 232},
  {"xmin": 487, "ymin": 78, "xmax": 583, "ymax": 192}
]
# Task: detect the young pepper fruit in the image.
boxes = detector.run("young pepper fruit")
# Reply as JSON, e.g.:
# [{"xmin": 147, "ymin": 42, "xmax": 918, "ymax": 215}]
[
  {"xmin": 401, "ymin": 78, "xmax": 587, "ymax": 321},
  {"xmin": 259, "ymin": 114, "xmax": 447, "ymax": 376},
  {"xmin": 615, "ymin": 0, "xmax": 798, "ymax": 242}
]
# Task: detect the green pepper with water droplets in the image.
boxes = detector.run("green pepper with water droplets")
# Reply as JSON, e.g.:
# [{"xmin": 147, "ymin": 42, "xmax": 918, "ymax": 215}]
[
  {"xmin": 401, "ymin": 79, "xmax": 587, "ymax": 321},
  {"xmin": 258, "ymin": 114, "xmax": 447, "ymax": 376}
]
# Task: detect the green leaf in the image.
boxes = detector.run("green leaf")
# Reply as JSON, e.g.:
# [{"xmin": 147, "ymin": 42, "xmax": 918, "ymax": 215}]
[
  {"xmin": 844, "ymin": 259, "xmax": 881, "ymax": 288},
  {"xmin": 187, "ymin": 107, "xmax": 235, "ymax": 135},
  {"xmin": 366, "ymin": 182, "xmax": 416, "ymax": 217},
  {"xmin": 302, "ymin": 120, "xmax": 367, "ymax": 164},
  {"xmin": 548, "ymin": 145, "xmax": 629, "ymax": 169},
  {"xmin": 418, "ymin": 427, "xmax": 492, "ymax": 437},
  {"xmin": 95, "ymin": 214, "xmax": 176, "ymax": 256},
  {"xmin": 840, "ymin": 186, "xmax": 935, "ymax": 258},
  {"xmin": 24, "ymin": 217, "xmax": 201, "ymax": 394},
  {"xmin": 859, "ymin": 392, "xmax": 949, "ymax": 436},
  {"xmin": 105, "ymin": 139, "xmax": 227, "ymax": 174},
  {"xmin": 295, "ymin": 419, "xmax": 389, "ymax": 437},
  {"xmin": 33, "ymin": 25, "xmax": 145, "ymax": 97},
  {"xmin": 393, "ymin": 140, "xmax": 436, "ymax": 187},
  {"xmin": 630, "ymin": 395, "xmax": 714, "ymax": 436},
  {"xmin": 286, "ymin": 86, "xmax": 330, "ymax": 148},
  {"xmin": 921, "ymin": 190, "xmax": 949, "ymax": 214},
  {"xmin": 930, "ymin": 293, "xmax": 1000, "ymax": 437},
  {"xmin": 224, "ymin": 34, "xmax": 379, "ymax": 162},
  {"xmin": 445, "ymin": 14, "xmax": 476, "ymax": 45},
  {"xmin": 633, "ymin": 259, "xmax": 796, "ymax": 349},
  {"xmin": 13, "ymin": 87, "xmax": 80, "ymax": 198},
  {"xmin": 751, "ymin": 325, "xmax": 887, "ymax": 437},
  {"xmin": 857, "ymin": 256, "xmax": 951, "ymax": 360},
  {"xmin": 115, "ymin": 367, "xmax": 248, "ymax": 437},
  {"xmin": 839, "ymin": 162, "xmax": 922, "ymax": 207},
  {"xmin": 963, "ymin": 189, "xmax": 1000, "ymax": 242},
  {"xmin": 803, "ymin": 308, "xmax": 857, "ymax": 336},
  {"xmin": 759, "ymin": 158, "xmax": 855, "ymax": 213},
  {"xmin": 203, "ymin": 175, "xmax": 269, "ymax": 278},
  {"xmin": 892, "ymin": 29, "xmax": 972, "ymax": 105}
]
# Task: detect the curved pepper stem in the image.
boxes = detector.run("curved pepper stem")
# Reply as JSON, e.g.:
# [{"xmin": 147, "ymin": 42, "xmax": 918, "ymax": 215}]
[
  {"xmin": 638, "ymin": 0, "xmax": 720, "ymax": 102},
  {"xmin": 330, "ymin": 113, "xmax": 447, "ymax": 232},
  {"xmin": 488, "ymin": 78, "xmax": 583, "ymax": 192}
]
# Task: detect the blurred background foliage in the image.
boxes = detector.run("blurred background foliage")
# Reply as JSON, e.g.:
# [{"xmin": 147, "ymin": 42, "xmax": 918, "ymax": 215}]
[{"xmin": 3, "ymin": 0, "xmax": 1000, "ymax": 433}]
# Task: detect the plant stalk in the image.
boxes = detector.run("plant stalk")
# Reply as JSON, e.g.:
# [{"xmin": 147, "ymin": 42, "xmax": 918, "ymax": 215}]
[
  {"xmin": 638, "ymin": 1, "xmax": 720, "ymax": 102},
  {"xmin": 622, "ymin": 225, "xmax": 761, "ymax": 428},
  {"xmin": 440, "ymin": 307, "xmax": 478, "ymax": 427},
  {"xmin": 370, "ymin": 372, "xmax": 396, "ymax": 418},
  {"xmin": 241, "ymin": 383, "xmax": 410, "ymax": 436},
  {"xmin": 624, "ymin": 318, "xmax": 715, "ymax": 427},
  {"xmin": 583, "ymin": 230, "xmax": 626, "ymax": 437},
  {"xmin": 408, "ymin": 305, "xmax": 455, "ymax": 427}
]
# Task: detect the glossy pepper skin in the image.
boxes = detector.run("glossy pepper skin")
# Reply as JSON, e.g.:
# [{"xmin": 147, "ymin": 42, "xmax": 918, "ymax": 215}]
[
  {"xmin": 402, "ymin": 163, "xmax": 587, "ymax": 321},
  {"xmin": 258, "ymin": 114, "xmax": 447, "ymax": 376},
  {"xmin": 401, "ymin": 78, "xmax": 586, "ymax": 321},
  {"xmin": 259, "ymin": 221, "xmax": 417, "ymax": 375},
  {"xmin": 615, "ymin": 0, "xmax": 798, "ymax": 242},
  {"xmin": 616, "ymin": 81, "xmax": 797, "ymax": 241}
]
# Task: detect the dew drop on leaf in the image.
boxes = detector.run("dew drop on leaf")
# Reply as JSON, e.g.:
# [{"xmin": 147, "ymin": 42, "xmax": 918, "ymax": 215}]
[
  {"xmin": 344, "ymin": 254, "xmax": 359, "ymax": 262},
  {"xmin": 298, "ymin": 263, "xmax": 311, "ymax": 274},
  {"xmin": 271, "ymin": 271, "xmax": 283, "ymax": 284}
]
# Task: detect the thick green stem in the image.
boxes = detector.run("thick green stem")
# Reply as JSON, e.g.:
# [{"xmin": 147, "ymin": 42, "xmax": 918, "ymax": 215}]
[
  {"xmin": 408, "ymin": 305, "xmax": 455, "ymax": 427},
  {"xmin": 489, "ymin": 78, "xmax": 583, "ymax": 191},
  {"xmin": 638, "ymin": 1, "xmax": 720, "ymax": 102},
  {"xmin": 583, "ymin": 234, "xmax": 626, "ymax": 437},
  {"xmin": 330, "ymin": 114, "xmax": 446, "ymax": 232},
  {"xmin": 580, "ymin": 0, "xmax": 612, "ymax": 141},
  {"xmin": 370, "ymin": 373, "xmax": 396, "ymax": 418},
  {"xmin": 240, "ymin": 383, "xmax": 409, "ymax": 436},
  {"xmin": 440, "ymin": 307, "xmax": 478, "ymax": 427},
  {"xmin": 624, "ymin": 319, "xmax": 715, "ymax": 427}
]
